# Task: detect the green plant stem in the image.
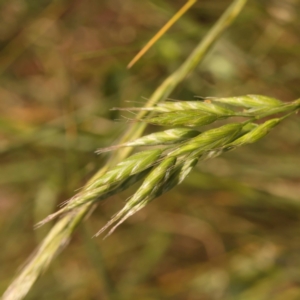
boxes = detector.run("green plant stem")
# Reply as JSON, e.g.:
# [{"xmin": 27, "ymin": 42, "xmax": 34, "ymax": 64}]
[{"xmin": 1, "ymin": 1, "xmax": 248, "ymax": 299}]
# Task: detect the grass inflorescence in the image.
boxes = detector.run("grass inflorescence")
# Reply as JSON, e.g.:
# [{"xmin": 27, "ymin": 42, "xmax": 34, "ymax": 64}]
[{"xmin": 39, "ymin": 95, "xmax": 300, "ymax": 236}]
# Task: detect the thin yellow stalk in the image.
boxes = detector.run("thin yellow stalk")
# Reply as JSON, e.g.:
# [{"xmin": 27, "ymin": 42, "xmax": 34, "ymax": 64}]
[{"xmin": 127, "ymin": 0, "xmax": 197, "ymax": 68}]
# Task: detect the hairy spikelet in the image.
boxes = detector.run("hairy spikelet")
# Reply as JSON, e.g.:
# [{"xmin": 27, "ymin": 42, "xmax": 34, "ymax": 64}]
[
  {"xmin": 96, "ymin": 156, "xmax": 201, "ymax": 237},
  {"xmin": 96, "ymin": 128, "xmax": 200, "ymax": 153},
  {"xmin": 37, "ymin": 150, "xmax": 162, "ymax": 226},
  {"xmin": 228, "ymin": 118, "xmax": 281, "ymax": 147},
  {"xmin": 208, "ymin": 94, "xmax": 283, "ymax": 108},
  {"xmin": 68, "ymin": 168, "xmax": 151, "ymax": 209},
  {"xmin": 162, "ymin": 157, "xmax": 199, "ymax": 192},
  {"xmin": 36, "ymin": 169, "xmax": 152, "ymax": 226},
  {"xmin": 121, "ymin": 100, "xmax": 235, "ymax": 115},
  {"xmin": 156, "ymin": 100, "xmax": 236, "ymax": 115},
  {"xmin": 167, "ymin": 123, "xmax": 242, "ymax": 157},
  {"xmin": 116, "ymin": 97, "xmax": 299, "ymax": 120},
  {"xmin": 145, "ymin": 110, "xmax": 222, "ymax": 127},
  {"xmin": 95, "ymin": 156, "xmax": 177, "ymax": 237},
  {"xmin": 87, "ymin": 149, "xmax": 162, "ymax": 190},
  {"xmin": 240, "ymin": 101, "xmax": 300, "ymax": 117}
]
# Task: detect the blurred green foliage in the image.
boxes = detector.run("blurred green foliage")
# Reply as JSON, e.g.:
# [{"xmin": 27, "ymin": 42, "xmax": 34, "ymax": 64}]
[{"xmin": 0, "ymin": 0, "xmax": 300, "ymax": 299}]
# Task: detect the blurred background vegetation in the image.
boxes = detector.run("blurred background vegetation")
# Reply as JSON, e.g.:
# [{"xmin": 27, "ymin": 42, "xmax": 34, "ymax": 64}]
[{"xmin": 1, "ymin": 0, "xmax": 300, "ymax": 299}]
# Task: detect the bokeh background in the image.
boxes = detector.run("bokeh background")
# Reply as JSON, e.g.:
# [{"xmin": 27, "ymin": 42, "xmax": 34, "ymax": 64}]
[{"xmin": 1, "ymin": 0, "xmax": 300, "ymax": 299}]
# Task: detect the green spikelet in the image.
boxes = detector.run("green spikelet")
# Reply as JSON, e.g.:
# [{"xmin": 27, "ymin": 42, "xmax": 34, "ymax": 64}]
[
  {"xmin": 67, "ymin": 168, "xmax": 151, "ymax": 209},
  {"xmin": 96, "ymin": 128, "xmax": 200, "ymax": 153},
  {"xmin": 209, "ymin": 94, "xmax": 282, "ymax": 108},
  {"xmin": 146, "ymin": 110, "xmax": 221, "ymax": 127},
  {"xmin": 36, "ymin": 168, "xmax": 152, "ymax": 226},
  {"xmin": 241, "ymin": 101, "xmax": 300, "ymax": 117},
  {"xmin": 155, "ymin": 101, "xmax": 235, "ymax": 115},
  {"xmin": 87, "ymin": 149, "xmax": 162, "ymax": 190},
  {"xmin": 168, "ymin": 123, "xmax": 243, "ymax": 157},
  {"xmin": 162, "ymin": 157, "xmax": 199, "ymax": 193},
  {"xmin": 125, "ymin": 100, "xmax": 236, "ymax": 115},
  {"xmin": 95, "ymin": 156, "xmax": 177, "ymax": 237},
  {"xmin": 228, "ymin": 118, "xmax": 281, "ymax": 147}
]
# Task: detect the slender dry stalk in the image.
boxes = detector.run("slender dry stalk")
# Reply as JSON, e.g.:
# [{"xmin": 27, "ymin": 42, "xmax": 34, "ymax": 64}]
[
  {"xmin": 127, "ymin": 0, "xmax": 197, "ymax": 68},
  {"xmin": 2, "ymin": 1, "xmax": 249, "ymax": 299}
]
